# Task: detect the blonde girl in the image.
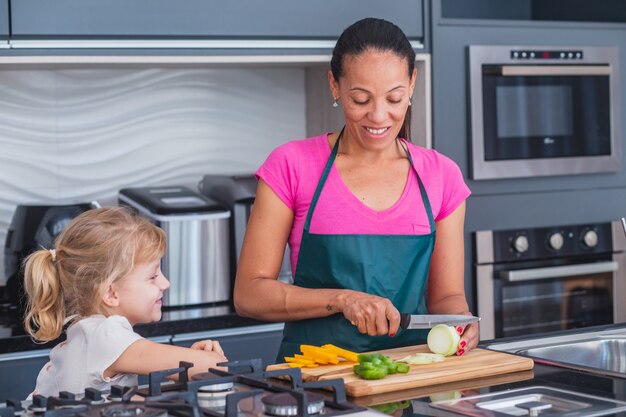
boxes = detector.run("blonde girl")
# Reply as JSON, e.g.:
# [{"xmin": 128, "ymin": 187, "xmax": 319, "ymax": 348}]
[{"xmin": 24, "ymin": 207, "xmax": 227, "ymax": 397}]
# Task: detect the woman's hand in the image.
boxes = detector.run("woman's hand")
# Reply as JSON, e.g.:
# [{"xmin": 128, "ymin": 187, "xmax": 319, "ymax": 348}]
[
  {"xmin": 425, "ymin": 203, "xmax": 477, "ymax": 356},
  {"xmin": 339, "ymin": 290, "xmax": 401, "ymax": 336},
  {"xmin": 454, "ymin": 312, "xmax": 479, "ymax": 356},
  {"xmin": 190, "ymin": 339, "xmax": 226, "ymax": 358}
]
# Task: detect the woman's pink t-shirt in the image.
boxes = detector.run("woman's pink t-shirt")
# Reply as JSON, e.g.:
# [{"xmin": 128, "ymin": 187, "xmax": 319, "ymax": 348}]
[{"xmin": 256, "ymin": 134, "xmax": 471, "ymax": 276}]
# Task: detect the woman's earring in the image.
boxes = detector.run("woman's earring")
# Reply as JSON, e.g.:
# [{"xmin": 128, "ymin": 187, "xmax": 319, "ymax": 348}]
[
  {"xmin": 408, "ymin": 96, "xmax": 413, "ymax": 106},
  {"xmin": 332, "ymin": 97, "xmax": 339, "ymax": 108}
]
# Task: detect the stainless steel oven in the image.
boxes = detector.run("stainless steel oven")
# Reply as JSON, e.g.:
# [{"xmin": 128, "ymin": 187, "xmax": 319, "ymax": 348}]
[
  {"xmin": 469, "ymin": 45, "xmax": 621, "ymax": 180},
  {"xmin": 475, "ymin": 221, "xmax": 626, "ymax": 340}
]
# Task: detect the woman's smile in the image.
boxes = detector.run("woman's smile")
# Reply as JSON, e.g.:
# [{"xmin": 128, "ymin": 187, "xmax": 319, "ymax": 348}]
[{"xmin": 363, "ymin": 126, "xmax": 392, "ymax": 138}]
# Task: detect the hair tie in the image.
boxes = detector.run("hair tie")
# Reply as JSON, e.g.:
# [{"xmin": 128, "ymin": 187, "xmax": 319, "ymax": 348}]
[{"xmin": 49, "ymin": 249, "xmax": 57, "ymax": 262}]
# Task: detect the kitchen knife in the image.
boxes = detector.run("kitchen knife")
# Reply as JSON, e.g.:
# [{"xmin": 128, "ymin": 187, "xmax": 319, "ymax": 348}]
[{"xmin": 399, "ymin": 314, "xmax": 480, "ymax": 330}]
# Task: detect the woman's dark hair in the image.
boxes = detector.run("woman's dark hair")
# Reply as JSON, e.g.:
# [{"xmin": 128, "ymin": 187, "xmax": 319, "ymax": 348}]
[{"xmin": 331, "ymin": 18, "xmax": 416, "ymax": 141}]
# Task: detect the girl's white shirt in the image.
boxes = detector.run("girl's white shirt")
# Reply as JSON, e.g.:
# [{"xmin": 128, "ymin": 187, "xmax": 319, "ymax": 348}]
[{"xmin": 30, "ymin": 315, "xmax": 143, "ymax": 398}]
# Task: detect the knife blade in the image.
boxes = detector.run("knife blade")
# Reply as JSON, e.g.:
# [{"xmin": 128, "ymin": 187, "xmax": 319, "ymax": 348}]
[{"xmin": 399, "ymin": 314, "xmax": 480, "ymax": 330}]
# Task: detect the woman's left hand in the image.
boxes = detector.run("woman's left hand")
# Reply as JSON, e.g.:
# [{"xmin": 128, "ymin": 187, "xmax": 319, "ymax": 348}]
[{"xmin": 454, "ymin": 313, "xmax": 479, "ymax": 356}]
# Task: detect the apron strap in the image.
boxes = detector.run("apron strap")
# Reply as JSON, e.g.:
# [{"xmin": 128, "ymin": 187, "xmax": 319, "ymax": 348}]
[
  {"xmin": 399, "ymin": 140, "xmax": 436, "ymax": 233},
  {"xmin": 304, "ymin": 127, "xmax": 436, "ymax": 234},
  {"xmin": 303, "ymin": 127, "xmax": 344, "ymax": 233}
]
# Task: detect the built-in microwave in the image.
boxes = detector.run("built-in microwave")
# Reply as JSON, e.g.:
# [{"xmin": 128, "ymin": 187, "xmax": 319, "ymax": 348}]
[{"xmin": 469, "ymin": 45, "xmax": 621, "ymax": 180}]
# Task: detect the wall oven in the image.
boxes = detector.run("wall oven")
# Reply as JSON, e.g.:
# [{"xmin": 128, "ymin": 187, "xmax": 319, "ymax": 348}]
[
  {"xmin": 475, "ymin": 220, "xmax": 626, "ymax": 340},
  {"xmin": 469, "ymin": 45, "xmax": 621, "ymax": 180}
]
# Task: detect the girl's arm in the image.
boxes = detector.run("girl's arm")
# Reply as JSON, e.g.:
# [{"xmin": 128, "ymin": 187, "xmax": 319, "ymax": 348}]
[
  {"xmin": 233, "ymin": 180, "xmax": 401, "ymax": 336},
  {"xmin": 105, "ymin": 339, "xmax": 228, "ymax": 379},
  {"xmin": 426, "ymin": 201, "xmax": 479, "ymax": 354}
]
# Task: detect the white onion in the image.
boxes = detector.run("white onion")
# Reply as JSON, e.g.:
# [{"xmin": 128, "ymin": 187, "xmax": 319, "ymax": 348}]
[{"xmin": 427, "ymin": 324, "xmax": 460, "ymax": 356}]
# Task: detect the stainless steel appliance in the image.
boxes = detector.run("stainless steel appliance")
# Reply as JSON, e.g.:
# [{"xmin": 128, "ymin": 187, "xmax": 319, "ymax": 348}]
[
  {"xmin": 119, "ymin": 186, "xmax": 231, "ymax": 308},
  {"xmin": 2, "ymin": 202, "xmax": 97, "ymax": 321},
  {"xmin": 0, "ymin": 360, "xmax": 376, "ymax": 417},
  {"xmin": 475, "ymin": 221, "xmax": 626, "ymax": 340},
  {"xmin": 469, "ymin": 45, "xmax": 621, "ymax": 180},
  {"xmin": 199, "ymin": 175, "xmax": 293, "ymax": 284},
  {"xmin": 431, "ymin": 386, "xmax": 626, "ymax": 416}
]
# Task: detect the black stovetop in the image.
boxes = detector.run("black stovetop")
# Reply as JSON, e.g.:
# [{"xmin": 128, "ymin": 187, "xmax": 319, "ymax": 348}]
[{"xmin": 0, "ymin": 359, "xmax": 370, "ymax": 417}]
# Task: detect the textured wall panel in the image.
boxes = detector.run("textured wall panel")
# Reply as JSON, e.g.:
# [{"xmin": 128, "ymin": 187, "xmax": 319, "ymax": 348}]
[{"xmin": 0, "ymin": 67, "xmax": 306, "ymax": 285}]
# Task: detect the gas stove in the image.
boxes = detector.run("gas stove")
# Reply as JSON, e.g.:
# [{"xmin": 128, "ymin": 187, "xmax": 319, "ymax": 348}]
[{"xmin": 0, "ymin": 360, "xmax": 381, "ymax": 417}]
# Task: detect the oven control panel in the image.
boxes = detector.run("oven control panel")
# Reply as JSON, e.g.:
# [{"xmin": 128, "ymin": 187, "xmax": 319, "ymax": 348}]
[
  {"xmin": 492, "ymin": 223, "xmax": 613, "ymax": 262},
  {"xmin": 510, "ymin": 49, "xmax": 583, "ymax": 60}
]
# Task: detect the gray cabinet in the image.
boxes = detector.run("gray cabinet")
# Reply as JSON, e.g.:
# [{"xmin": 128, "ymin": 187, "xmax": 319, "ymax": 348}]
[
  {"xmin": 172, "ymin": 324, "xmax": 284, "ymax": 368},
  {"xmin": 11, "ymin": 0, "xmax": 423, "ymax": 40},
  {"xmin": 440, "ymin": 0, "xmax": 626, "ymax": 23},
  {"xmin": 0, "ymin": 352, "xmax": 49, "ymax": 401},
  {"xmin": 0, "ymin": 336, "xmax": 171, "ymax": 402},
  {"xmin": 0, "ymin": 0, "xmax": 8, "ymax": 38}
]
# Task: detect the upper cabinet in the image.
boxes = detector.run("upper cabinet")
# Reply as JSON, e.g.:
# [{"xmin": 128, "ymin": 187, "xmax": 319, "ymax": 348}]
[
  {"xmin": 0, "ymin": 0, "xmax": 8, "ymax": 39},
  {"xmin": 10, "ymin": 0, "xmax": 424, "ymax": 40},
  {"xmin": 439, "ymin": 0, "xmax": 626, "ymax": 23}
]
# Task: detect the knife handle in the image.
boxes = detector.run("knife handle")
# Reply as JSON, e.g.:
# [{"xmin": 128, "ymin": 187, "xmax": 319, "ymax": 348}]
[{"xmin": 399, "ymin": 313, "xmax": 410, "ymax": 330}]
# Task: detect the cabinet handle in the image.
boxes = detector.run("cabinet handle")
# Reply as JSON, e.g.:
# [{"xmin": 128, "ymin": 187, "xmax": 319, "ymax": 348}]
[{"xmin": 10, "ymin": 39, "xmax": 424, "ymax": 50}]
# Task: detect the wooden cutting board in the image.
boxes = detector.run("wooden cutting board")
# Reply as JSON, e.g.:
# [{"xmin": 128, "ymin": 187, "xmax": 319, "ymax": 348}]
[{"xmin": 266, "ymin": 344, "xmax": 534, "ymax": 397}]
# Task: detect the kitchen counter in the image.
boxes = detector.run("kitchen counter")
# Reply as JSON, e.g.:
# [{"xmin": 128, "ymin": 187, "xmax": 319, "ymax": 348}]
[
  {"xmin": 351, "ymin": 323, "xmax": 626, "ymax": 416},
  {"xmin": 352, "ymin": 362, "xmax": 626, "ymax": 416},
  {"xmin": 0, "ymin": 302, "xmax": 278, "ymax": 355}
]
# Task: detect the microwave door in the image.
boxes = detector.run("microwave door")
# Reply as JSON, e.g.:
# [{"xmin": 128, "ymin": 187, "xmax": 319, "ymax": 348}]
[{"xmin": 481, "ymin": 70, "xmax": 612, "ymax": 162}]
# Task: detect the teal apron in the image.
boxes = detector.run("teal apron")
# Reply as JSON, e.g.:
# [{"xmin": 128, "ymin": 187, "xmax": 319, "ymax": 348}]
[{"xmin": 276, "ymin": 130, "xmax": 436, "ymax": 360}]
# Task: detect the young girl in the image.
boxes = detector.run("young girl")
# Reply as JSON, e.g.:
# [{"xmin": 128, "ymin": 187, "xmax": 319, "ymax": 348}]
[{"xmin": 24, "ymin": 206, "xmax": 228, "ymax": 397}]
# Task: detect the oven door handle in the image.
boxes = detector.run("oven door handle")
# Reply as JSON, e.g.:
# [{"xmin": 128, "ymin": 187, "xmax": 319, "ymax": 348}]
[
  {"xmin": 500, "ymin": 65, "xmax": 611, "ymax": 76},
  {"xmin": 499, "ymin": 261, "xmax": 618, "ymax": 282}
]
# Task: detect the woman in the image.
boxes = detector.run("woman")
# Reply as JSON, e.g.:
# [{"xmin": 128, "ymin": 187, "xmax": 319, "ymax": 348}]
[{"xmin": 234, "ymin": 17, "xmax": 478, "ymax": 360}]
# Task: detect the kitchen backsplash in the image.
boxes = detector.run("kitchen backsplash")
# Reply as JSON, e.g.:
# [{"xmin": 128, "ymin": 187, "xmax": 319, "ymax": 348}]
[{"xmin": 0, "ymin": 66, "xmax": 307, "ymax": 285}]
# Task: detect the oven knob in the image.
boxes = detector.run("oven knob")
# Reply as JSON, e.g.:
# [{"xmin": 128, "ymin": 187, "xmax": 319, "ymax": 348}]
[
  {"xmin": 513, "ymin": 235, "xmax": 529, "ymax": 253},
  {"xmin": 582, "ymin": 230, "xmax": 599, "ymax": 248},
  {"xmin": 548, "ymin": 232, "xmax": 564, "ymax": 250}
]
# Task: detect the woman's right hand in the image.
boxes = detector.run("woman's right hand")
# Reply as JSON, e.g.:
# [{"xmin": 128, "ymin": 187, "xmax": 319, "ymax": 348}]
[{"xmin": 338, "ymin": 290, "xmax": 401, "ymax": 337}]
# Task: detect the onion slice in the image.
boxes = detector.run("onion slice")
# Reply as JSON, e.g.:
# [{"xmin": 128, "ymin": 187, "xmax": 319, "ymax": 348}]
[
  {"xmin": 398, "ymin": 353, "xmax": 445, "ymax": 365},
  {"xmin": 427, "ymin": 324, "xmax": 460, "ymax": 356}
]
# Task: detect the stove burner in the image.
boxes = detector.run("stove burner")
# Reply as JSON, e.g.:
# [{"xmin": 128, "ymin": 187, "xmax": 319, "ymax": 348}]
[
  {"xmin": 262, "ymin": 392, "xmax": 325, "ymax": 416},
  {"xmin": 78, "ymin": 405, "xmax": 168, "ymax": 417},
  {"xmin": 192, "ymin": 373, "xmax": 234, "ymax": 392},
  {"xmin": 101, "ymin": 406, "xmax": 146, "ymax": 417},
  {"xmin": 197, "ymin": 390, "xmax": 228, "ymax": 411}
]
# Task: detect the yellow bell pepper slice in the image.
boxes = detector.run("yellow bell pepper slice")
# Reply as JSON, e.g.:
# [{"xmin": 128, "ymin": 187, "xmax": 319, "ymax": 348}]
[
  {"xmin": 287, "ymin": 362, "xmax": 318, "ymax": 368},
  {"xmin": 320, "ymin": 344, "xmax": 359, "ymax": 362},
  {"xmin": 288, "ymin": 362, "xmax": 305, "ymax": 368},
  {"xmin": 285, "ymin": 356, "xmax": 317, "ymax": 365},
  {"xmin": 300, "ymin": 345, "xmax": 339, "ymax": 364},
  {"xmin": 294, "ymin": 353, "xmax": 326, "ymax": 364}
]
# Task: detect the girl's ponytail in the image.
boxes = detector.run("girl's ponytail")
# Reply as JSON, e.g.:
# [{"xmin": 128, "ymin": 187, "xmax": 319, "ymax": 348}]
[{"xmin": 23, "ymin": 249, "xmax": 65, "ymax": 342}]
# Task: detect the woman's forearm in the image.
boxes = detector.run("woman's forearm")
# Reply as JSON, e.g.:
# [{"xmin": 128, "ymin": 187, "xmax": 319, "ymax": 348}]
[
  {"xmin": 427, "ymin": 293, "xmax": 470, "ymax": 315},
  {"xmin": 234, "ymin": 276, "xmax": 351, "ymax": 321}
]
